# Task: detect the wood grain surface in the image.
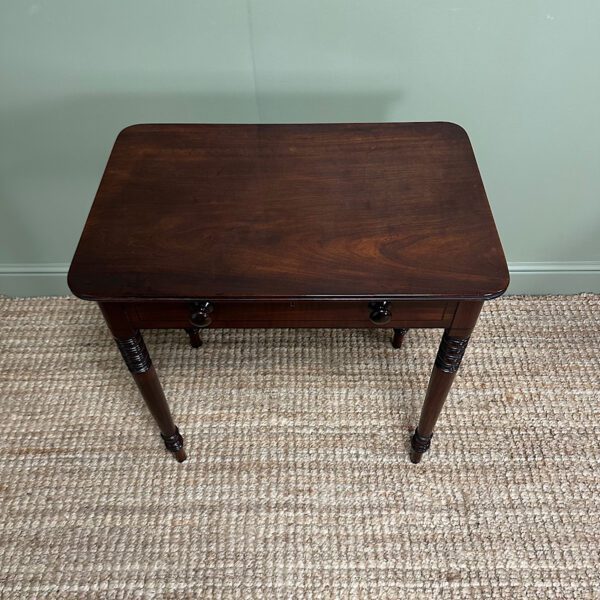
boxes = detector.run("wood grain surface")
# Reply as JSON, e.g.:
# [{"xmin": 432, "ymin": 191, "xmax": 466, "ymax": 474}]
[{"xmin": 68, "ymin": 123, "xmax": 508, "ymax": 301}]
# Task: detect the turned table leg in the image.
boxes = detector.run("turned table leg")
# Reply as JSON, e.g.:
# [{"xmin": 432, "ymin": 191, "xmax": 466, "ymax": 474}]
[
  {"xmin": 392, "ymin": 328, "xmax": 408, "ymax": 349},
  {"xmin": 184, "ymin": 327, "xmax": 203, "ymax": 348},
  {"xmin": 410, "ymin": 301, "xmax": 483, "ymax": 464},
  {"xmin": 99, "ymin": 303, "xmax": 187, "ymax": 462}
]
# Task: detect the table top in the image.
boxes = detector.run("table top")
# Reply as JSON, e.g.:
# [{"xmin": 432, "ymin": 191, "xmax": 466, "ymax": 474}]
[{"xmin": 68, "ymin": 123, "xmax": 509, "ymax": 301}]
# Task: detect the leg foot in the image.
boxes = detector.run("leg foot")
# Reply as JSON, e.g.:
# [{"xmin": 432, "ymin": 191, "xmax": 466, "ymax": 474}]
[
  {"xmin": 392, "ymin": 328, "xmax": 408, "ymax": 349},
  {"xmin": 161, "ymin": 427, "xmax": 187, "ymax": 462},
  {"xmin": 185, "ymin": 327, "xmax": 203, "ymax": 348},
  {"xmin": 409, "ymin": 428, "xmax": 433, "ymax": 463}
]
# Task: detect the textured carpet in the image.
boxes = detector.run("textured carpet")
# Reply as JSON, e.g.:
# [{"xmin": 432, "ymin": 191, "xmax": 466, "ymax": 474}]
[{"xmin": 0, "ymin": 295, "xmax": 599, "ymax": 599}]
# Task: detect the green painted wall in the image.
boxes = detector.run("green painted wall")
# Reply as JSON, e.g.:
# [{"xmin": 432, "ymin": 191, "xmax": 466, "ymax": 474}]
[{"xmin": 1, "ymin": 0, "xmax": 599, "ymax": 295}]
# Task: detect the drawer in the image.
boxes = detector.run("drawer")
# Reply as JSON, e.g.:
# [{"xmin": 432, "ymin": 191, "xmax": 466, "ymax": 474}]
[{"xmin": 127, "ymin": 300, "xmax": 456, "ymax": 329}]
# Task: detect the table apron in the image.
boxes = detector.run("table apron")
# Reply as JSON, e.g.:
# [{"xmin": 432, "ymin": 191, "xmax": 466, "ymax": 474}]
[{"xmin": 124, "ymin": 300, "xmax": 457, "ymax": 329}]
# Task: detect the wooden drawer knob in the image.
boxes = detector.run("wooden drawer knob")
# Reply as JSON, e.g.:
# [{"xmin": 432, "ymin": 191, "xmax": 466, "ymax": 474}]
[
  {"xmin": 368, "ymin": 301, "xmax": 392, "ymax": 325},
  {"xmin": 190, "ymin": 301, "xmax": 214, "ymax": 328}
]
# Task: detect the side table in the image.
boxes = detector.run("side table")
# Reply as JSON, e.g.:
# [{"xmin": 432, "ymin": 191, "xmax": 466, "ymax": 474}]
[{"xmin": 68, "ymin": 123, "xmax": 509, "ymax": 463}]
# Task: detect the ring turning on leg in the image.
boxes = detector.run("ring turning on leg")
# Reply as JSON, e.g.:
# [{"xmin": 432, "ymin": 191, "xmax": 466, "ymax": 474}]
[
  {"xmin": 410, "ymin": 428, "xmax": 433, "ymax": 464},
  {"xmin": 161, "ymin": 428, "xmax": 187, "ymax": 463},
  {"xmin": 435, "ymin": 334, "xmax": 470, "ymax": 373},
  {"xmin": 115, "ymin": 331, "xmax": 151, "ymax": 374}
]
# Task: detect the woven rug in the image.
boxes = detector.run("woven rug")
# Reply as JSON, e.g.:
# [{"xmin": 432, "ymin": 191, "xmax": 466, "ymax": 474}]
[{"xmin": 0, "ymin": 295, "xmax": 598, "ymax": 599}]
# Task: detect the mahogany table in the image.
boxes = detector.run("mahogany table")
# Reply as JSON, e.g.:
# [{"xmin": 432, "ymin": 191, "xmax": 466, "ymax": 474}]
[{"xmin": 68, "ymin": 123, "xmax": 509, "ymax": 464}]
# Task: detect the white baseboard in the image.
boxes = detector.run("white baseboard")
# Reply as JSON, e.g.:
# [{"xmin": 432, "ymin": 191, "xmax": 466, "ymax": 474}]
[{"xmin": 1, "ymin": 262, "xmax": 599, "ymax": 297}]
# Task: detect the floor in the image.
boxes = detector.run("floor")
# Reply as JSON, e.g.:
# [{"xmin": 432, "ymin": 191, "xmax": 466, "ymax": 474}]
[{"xmin": 0, "ymin": 295, "xmax": 599, "ymax": 599}]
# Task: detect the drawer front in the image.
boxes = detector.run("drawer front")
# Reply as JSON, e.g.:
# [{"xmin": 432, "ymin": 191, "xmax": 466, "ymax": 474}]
[{"xmin": 128, "ymin": 300, "xmax": 455, "ymax": 329}]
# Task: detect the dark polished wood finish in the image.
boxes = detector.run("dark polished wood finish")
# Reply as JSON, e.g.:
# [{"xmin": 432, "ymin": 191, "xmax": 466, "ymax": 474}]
[
  {"xmin": 392, "ymin": 328, "xmax": 409, "ymax": 349},
  {"xmin": 128, "ymin": 300, "xmax": 455, "ymax": 329},
  {"xmin": 69, "ymin": 123, "xmax": 508, "ymax": 463},
  {"xmin": 99, "ymin": 302, "xmax": 187, "ymax": 462},
  {"xmin": 184, "ymin": 327, "xmax": 203, "ymax": 348},
  {"xmin": 68, "ymin": 123, "xmax": 508, "ymax": 302},
  {"xmin": 410, "ymin": 301, "xmax": 483, "ymax": 463}
]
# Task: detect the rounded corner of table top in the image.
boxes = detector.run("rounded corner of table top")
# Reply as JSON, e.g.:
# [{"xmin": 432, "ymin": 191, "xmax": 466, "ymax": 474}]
[
  {"xmin": 66, "ymin": 265, "xmax": 94, "ymax": 301},
  {"xmin": 435, "ymin": 121, "xmax": 470, "ymax": 137},
  {"xmin": 115, "ymin": 123, "xmax": 151, "ymax": 140},
  {"xmin": 481, "ymin": 273, "xmax": 511, "ymax": 301}
]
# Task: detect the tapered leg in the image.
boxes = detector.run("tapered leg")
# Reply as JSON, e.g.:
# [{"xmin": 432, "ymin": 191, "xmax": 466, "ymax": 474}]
[
  {"xmin": 99, "ymin": 303, "xmax": 186, "ymax": 462},
  {"xmin": 184, "ymin": 327, "xmax": 203, "ymax": 348},
  {"xmin": 410, "ymin": 301, "xmax": 483, "ymax": 464},
  {"xmin": 114, "ymin": 331, "xmax": 187, "ymax": 462},
  {"xmin": 392, "ymin": 328, "xmax": 408, "ymax": 349}
]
